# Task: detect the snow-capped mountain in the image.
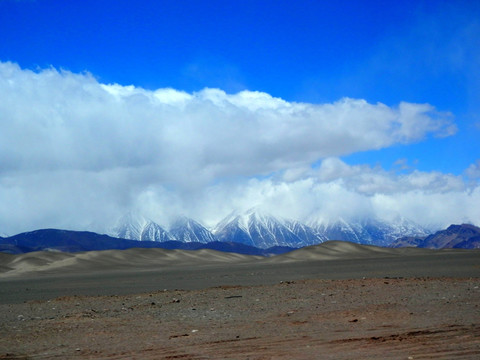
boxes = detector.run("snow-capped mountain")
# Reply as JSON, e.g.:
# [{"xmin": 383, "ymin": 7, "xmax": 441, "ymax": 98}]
[
  {"xmin": 110, "ymin": 212, "xmax": 174, "ymax": 242},
  {"xmin": 111, "ymin": 210, "xmax": 430, "ymax": 248},
  {"xmin": 361, "ymin": 217, "xmax": 430, "ymax": 245},
  {"xmin": 309, "ymin": 216, "xmax": 429, "ymax": 246},
  {"xmin": 284, "ymin": 219, "xmax": 328, "ymax": 245},
  {"xmin": 111, "ymin": 213, "xmax": 216, "ymax": 243},
  {"xmin": 213, "ymin": 208, "xmax": 325, "ymax": 249},
  {"xmin": 141, "ymin": 221, "xmax": 175, "ymax": 242},
  {"xmin": 112, "ymin": 212, "xmax": 147, "ymax": 240},
  {"xmin": 168, "ymin": 216, "xmax": 217, "ymax": 243}
]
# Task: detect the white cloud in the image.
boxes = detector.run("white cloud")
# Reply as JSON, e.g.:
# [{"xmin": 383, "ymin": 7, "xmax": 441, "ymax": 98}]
[
  {"xmin": 0, "ymin": 62, "xmax": 454, "ymax": 177},
  {"xmin": 465, "ymin": 161, "xmax": 480, "ymax": 180},
  {"xmin": 0, "ymin": 61, "xmax": 473, "ymax": 235},
  {"xmin": 192, "ymin": 159, "xmax": 479, "ymax": 230}
]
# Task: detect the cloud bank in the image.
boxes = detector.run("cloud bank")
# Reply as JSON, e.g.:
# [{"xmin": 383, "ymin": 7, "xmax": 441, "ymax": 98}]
[{"xmin": 0, "ymin": 61, "xmax": 475, "ymax": 235}]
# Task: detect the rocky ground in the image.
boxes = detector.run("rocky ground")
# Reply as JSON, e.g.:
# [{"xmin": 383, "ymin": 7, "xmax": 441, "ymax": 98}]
[{"xmin": 1, "ymin": 277, "xmax": 479, "ymax": 359}]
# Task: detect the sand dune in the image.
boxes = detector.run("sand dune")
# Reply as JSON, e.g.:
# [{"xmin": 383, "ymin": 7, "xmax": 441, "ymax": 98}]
[
  {"xmin": 0, "ymin": 251, "xmax": 75, "ymax": 274},
  {"xmin": 1, "ymin": 240, "xmax": 475, "ymax": 279},
  {"xmin": 268, "ymin": 240, "xmax": 441, "ymax": 263},
  {"xmin": 0, "ymin": 246, "xmax": 263, "ymax": 278}
]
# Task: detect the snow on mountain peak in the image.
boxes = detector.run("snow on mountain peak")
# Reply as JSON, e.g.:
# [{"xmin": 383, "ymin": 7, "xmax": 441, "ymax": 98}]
[
  {"xmin": 213, "ymin": 208, "xmax": 325, "ymax": 249},
  {"xmin": 110, "ymin": 210, "xmax": 430, "ymax": 248},
  {"xmin": 169, "ymin": 216, "xmax": 216, "ymax": 243},
  {"xmin": 110, "ymin": 212, "xmax": 173, "ymax": 242}
]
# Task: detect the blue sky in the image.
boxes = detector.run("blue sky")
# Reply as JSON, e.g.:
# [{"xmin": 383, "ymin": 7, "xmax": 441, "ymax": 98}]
[
  {"xmin": 0, "ymin": 0, "xmax": 479, "ymax": 233},
  {"xmin": 1, "ymin": 0, "xmax": 478, "ymax": 174}
]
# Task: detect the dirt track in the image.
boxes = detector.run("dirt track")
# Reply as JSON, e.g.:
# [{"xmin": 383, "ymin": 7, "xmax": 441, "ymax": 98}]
[{"xmin": 1, "ymin": 277, "xmax": 480, "ymax": 359}]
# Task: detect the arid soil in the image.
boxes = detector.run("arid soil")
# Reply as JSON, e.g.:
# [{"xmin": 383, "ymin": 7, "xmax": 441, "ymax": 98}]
[
  {"xmin": 1, "ymin": 244, "xmax": 480, "ymax": 359},
  {"xmin": 1, "ymin": 277, "xmax": 479, "ymax": 359}
]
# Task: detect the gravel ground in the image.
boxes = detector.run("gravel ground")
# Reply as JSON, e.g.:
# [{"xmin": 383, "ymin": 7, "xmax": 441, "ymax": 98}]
[{"xmin": 1, "ymin": 277, "xmax": 480, "ymax": 359}]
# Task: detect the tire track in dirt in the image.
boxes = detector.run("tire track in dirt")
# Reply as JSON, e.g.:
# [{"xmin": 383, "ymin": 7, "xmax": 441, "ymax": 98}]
[{"xmin": 326, "ymin": 324, "xmax": 480, "ymax": 360}]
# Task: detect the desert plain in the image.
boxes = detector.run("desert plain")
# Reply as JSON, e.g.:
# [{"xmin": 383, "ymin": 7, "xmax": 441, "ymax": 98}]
[{"xmin": 1, "ymin": 241, "xmax": 480, "ymax": 359}]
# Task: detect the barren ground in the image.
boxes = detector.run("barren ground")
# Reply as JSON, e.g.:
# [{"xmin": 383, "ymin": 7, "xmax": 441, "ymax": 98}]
[
  {"xmin": 1, "ymin": 245, "xmax": 479, "ymax": 359},
  {"xmin": 1, "ymin": 278, "xmax": 480, "ymax": 359}
]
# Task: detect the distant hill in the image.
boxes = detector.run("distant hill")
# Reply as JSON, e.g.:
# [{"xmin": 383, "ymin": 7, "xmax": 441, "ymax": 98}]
[
  {"xmin": 0, "ymin": 229, "xmax": 294, "ymax": 256},
  {"xmin": 391, "ymin": 224, "xmax": 480, "ymax": 249}
]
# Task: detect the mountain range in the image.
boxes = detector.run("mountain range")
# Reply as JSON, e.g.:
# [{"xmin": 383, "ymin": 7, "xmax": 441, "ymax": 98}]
[
  {"xmin": 0, "ymin": 229, "xmax": 295, "ymax": 256},
  {"xmin": 308, "ymin": 216, "xmax": 432, "ymax": 247},
  {"xmin": 2, "ymin": 208, "xmax": 478, "ymax": 254},
  {"xmin": 1, "ymin": 220, "xmax": 479, "ymax": 255},
  {"xmin": 108, "ymin": 209, "xmax": 429, "ymax": 249}
]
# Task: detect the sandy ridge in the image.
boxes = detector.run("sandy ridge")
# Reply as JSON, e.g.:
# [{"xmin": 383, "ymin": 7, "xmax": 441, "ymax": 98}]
[
  {"xmin": 1, "ymin": 241, "xmax": 478, "ymax": 279},
  {"xmin": 0, "ymin": 247, "xmax": 262, "ymax": 278}
]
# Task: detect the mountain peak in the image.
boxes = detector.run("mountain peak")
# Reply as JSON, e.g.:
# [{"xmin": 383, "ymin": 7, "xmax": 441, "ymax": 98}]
[
  {"xmin": 213, "ymin": 209, "xmax": 324, "ymax": 249},
  {"xmin": 111, "ymin": 212, "xmax": 148, "ymax": 240},
  {"xmin": 169, "ymin": 216, "xmax": 216, "ymax": 243},
  {"xmin": 111, "ymin": 212, "xmax": 173, "ymax": 242},
  {"xmin": 446, "ymin": 223, "xmax": 479, "ymax": 233},
  {"xmin": 308, "ymin": 216, "xmax": 428, "ymax": 246}
]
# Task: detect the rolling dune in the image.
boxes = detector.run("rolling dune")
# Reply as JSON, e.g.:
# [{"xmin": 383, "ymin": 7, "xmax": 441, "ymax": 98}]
[
  {"xmin": 0, "ymin": 247, "xmax": 262, "ymax": 278},
  {"xmin": 268, "ymin": 240, "xmax": 448, "ymax": 263},
  {"xmin": 1, "ymin": 241, "xmax": 478, "ymax": 279}
]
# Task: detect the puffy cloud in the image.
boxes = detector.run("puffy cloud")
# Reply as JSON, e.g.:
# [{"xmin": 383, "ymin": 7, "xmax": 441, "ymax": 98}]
[
  {"xmin": 1, "ymin": 62, "xmax": 454, "ymax": 178},
  {"xmin": 193, "ymin": 159, "xmax": 479, "ymax": 230},
  {"xmin": 0, "ymin": 61, "xmax": 471, "ymax": 234}
]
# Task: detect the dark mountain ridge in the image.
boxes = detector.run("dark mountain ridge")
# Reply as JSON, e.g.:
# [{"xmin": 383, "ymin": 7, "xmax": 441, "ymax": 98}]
[
  {"xmin": 391, "ymin": 224, "xmax": 480, "ymax": 249},
  {"xmin": 0, "ymin": 229, "xmax": 295, "ymax": 256}
]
